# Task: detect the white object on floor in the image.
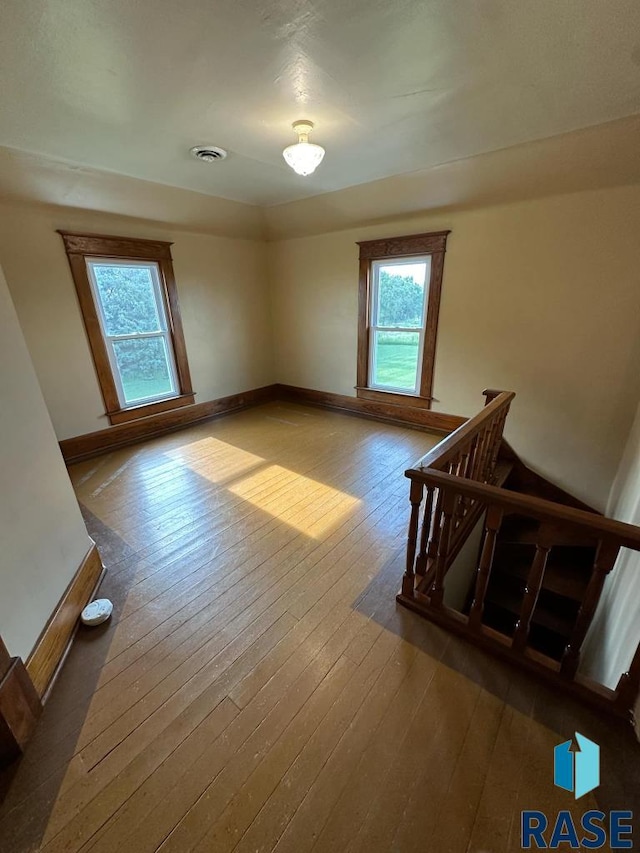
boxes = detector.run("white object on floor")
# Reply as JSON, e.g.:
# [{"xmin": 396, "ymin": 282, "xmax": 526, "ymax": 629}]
[{"xmin": 81, "ymin": 598, "xmax": 113, "ymax": 626}]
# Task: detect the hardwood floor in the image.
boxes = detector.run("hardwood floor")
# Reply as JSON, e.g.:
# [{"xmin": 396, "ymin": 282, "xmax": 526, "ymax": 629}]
[{"xmin": 0, "ymin": 402, "xmax": 638, "ymax": 852}]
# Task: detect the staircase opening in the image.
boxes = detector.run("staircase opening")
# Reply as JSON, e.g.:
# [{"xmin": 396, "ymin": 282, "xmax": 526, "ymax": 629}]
[{"xmin": 397, "ymin": 389, "xmax": 640, "ymax": 719}]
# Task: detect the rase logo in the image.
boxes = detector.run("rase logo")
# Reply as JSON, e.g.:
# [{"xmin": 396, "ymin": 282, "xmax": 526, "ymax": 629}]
[
  {"xmin": 554, "ymin": 732, "xmax": 599, "ymax": 799},
  {"xmin": 521, "ymin": 733, "xmax": 633, "ymax": 849}
]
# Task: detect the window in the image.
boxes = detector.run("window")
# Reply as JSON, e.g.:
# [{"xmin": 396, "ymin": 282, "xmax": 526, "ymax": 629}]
[
  {"xmin": 60, "ymin": 232, "xmax": 194, "ymax": 425},
  {"xmin": 356, "ymin": 231, "xmax": 450, "ymax": 407},
  {"xmin": 85, "ymin": 258, "xmax": 180, "ymax": 408},
  {"xmin": 368, "ymin": 257, "xmax": 430, "ymax": 395}
]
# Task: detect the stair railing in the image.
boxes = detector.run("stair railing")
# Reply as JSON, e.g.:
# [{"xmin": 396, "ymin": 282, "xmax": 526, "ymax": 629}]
[
  {"xmin": 398, "ymin": 389, "xmax": 640, "ymax": 717},
  {"xmin": 402, "ymin": 390, "xmax": 515, "ymax": 601}
]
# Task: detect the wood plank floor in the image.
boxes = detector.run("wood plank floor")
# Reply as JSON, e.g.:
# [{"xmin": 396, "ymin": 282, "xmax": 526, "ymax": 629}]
[{"xmin": 1, "ymin": 402, "xmax": 638, "ymax": 853}]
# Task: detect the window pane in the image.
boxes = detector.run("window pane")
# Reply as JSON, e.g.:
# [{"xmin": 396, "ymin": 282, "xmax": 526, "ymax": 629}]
[
  {"xmin": 112, "ymin": 337, "xmax": 175, "ymax": 403},
  {"xmin": 376, "ymin": 261, "xmax": 429, "ymax": 328},
  {"xmin": 91, "ymin": 263, "xmax": 162, "ymax": 336},
  {"xmin": 373, "ymin": 331, "xmax": 420, "ymax": 391}
]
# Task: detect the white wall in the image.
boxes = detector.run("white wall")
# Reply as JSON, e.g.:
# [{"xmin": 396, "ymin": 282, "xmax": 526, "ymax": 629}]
[
  {"xmin": 0, "ymin": 202, "xmax": 274, "ymax": 440},
  {"xmin": 443, "ymin": 519, "xmax": 485, "ymax": 612},
  {"xmin": 0, "ymin": 264, "xmax": 91, "ymax": 660},
  {"xmin": 582, "ymin": 401, "xmax": 640, "ymax": 700},
  {"xmin": 269, "ymin": 184, "xmax": 640, "ymax": 509}
]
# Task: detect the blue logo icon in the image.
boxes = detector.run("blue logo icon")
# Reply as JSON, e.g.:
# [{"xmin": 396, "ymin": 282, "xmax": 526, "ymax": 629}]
[{"xmin": 554, "ymin": 732, "xmax": 599, "ymax": 799}]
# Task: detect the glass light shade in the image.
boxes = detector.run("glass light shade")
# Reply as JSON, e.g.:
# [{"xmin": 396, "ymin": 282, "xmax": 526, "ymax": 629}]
[{"xmin": 282, "ymin": 141, "xmax": 325, "ymax": 176}]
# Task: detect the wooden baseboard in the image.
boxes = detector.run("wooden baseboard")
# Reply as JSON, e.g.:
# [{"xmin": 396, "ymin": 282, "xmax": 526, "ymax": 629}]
[
  {"xmin": 59, "ymin": 385, "xmax": 278, "ymax": 464},
  {"xmin": 59, "ymin": 382, "xmax": 465, "ymax": 466},
  {"xmin": 26, "ymin": 543, "xmax": 104, "ymax": 698},
  {"xmin": 274, "ymin": 384, "xmax": 466, "ymax": 434}
]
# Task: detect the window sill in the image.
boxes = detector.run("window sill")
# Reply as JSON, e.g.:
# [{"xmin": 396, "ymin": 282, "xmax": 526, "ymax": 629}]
[
  {"xmin": 107, "ymin": 392, "xmax": 196, "ymax": 425},
  {"xmin": 355, "ymin": 387, "xmax": 433, "ymax": 410}
]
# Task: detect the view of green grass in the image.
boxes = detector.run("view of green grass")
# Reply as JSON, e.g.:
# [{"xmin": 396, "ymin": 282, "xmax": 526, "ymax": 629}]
[
  {"xmin": 120, "ymin": 340, "xmax": 420, "ymax": 403},
  {"xmin": 122, "ymin": 375, "xmax": 173, "ymax": 403},
  {"xmin": 373, "ymin": 336, "xmax": 419, "ymax": 390}
]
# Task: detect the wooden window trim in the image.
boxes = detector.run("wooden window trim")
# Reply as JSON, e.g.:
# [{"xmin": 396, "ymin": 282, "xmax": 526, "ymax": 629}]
[
  {"xmin": 59, "ymin": 231, "xmax": 195, "ymax": 425},
  {"xmin": 356, "ymin": 230, "xmax": 450, "ymax": 408},
  {"xmin": 353, "ymin": 387, "xmax": 434, "ymax": 409}
]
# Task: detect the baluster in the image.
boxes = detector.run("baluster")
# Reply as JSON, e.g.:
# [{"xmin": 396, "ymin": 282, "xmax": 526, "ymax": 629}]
[
  {"xmin": 460, "ymin": 448, "xmax": 470, "ymax": 479},
  {"xmin": 512, "ymin": 524, "xmax": 555, "ymax": 652},
  {"xmin": 469, "ymin": 505, "xmax": 504, "ymax": 630},
  {"xmin": 415, "ymin": 486, "xmax": 434, "ymax": 576},
  {"xmin": 477, "ymin": 425, "xmax": 494, "ymax": 482},
  {"xmin": 561, "ymin": 540, "xmax": 621, "ymax": 679},
  {"xmin": 495, "ymin": 409, "xmax": 510, "ymax": 472},
  {"xmin": 429, "ymin": 489, "xmax": 457, "ymax": 607},
  {"xmin": 485, "ymin": 414, "xmax": 504, "ymax": 482},
  {"xmin": 427, "ymin": 487, "xmax": 443, "ymax": 557},
  {"xmin": 457, "ymin": 449, "xmax": 469, "ymax": 477},
  {"xmin": 401, "ymin": 479, "xmax": 424, "ymax": 597},
  {"xmin": 470, "ymin": 431, "xmax": 487, "ymax": 482},
  {"xmin": 456, "ymin": 447, "xmax": 472, "ymax": 520},
  {"xmin": 452, "ymin": 453, "xmax": 467, "ymax": 532},
  {"xmin": 466, "ymin": 435, "xmax": 479, "ymax": 481}
]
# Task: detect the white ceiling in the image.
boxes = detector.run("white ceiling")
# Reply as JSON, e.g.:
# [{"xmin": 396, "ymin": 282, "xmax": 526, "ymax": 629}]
[{"xmin": 1, "ymin": 0, "xmax": 640, "ymax": 207}]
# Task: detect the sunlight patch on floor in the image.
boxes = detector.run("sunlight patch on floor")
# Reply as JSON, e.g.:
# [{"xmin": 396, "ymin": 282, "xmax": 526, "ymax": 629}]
[
  {"xmin": 166, "ymin": 436, "xmax": 266, "ymax": 485},
  {"xmin": 228, "ymin": 464, "xmax": 361, "ymax": 538}
]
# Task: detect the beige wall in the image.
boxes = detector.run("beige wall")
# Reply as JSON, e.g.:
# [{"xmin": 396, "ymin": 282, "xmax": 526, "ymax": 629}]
[
  {"xmin": 0, "ymin": 202, "xmax": 273, "ymax": 440},
  {"xmin": 582, "ymin": 401, "xmax": 640, "ymax": 701},
  {"xmin": 0, "ymin": 263, "xmax": 91, "ymax": 660},
  {"xmin": 269, "ymin": 184, "xmax": 640, "ymax": 509},
  {"xmin": 1, "ymin": 183, "xmax": 639, "ymax": 509}
]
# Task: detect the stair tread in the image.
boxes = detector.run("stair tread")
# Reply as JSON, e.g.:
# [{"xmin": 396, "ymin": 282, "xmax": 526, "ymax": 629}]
[
  {"xmin": 493, "ymin": 562, "xmax": 587, "ymax": 602},
  {"xmin": 491, "ymin": 543, "xmax": 594, "ymax": 601},
  {"xmin": 492, "ymin": 460, "xmax": 515, "ymax": 486},
  {"xmin": 484, "ymin": 587, "xmax": 576, "ymax": 637},
  {"xmin": 480, "ymin": 599, "xmax": 570, "ymax": 660}
]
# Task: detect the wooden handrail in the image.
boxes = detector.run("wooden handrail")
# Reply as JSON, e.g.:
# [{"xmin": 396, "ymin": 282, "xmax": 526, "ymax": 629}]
[
  {"xmin": 401, "ymin": 390, "xmax": 515, "ymax": 601},
  {"xmin": 413, "ymin": 391, "xmax": 515, "ymax": 473},
  {"xmin": 405, "ymin": 469, "xmax": 640, "ymax": 551}
]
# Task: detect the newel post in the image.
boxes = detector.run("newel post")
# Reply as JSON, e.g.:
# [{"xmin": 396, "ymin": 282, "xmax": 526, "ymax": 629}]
[
  {"xmin": 402, "ymin": 479, "xmax": 423, "ymax": 598},
  {"xmin": 0, "ymin": 635, "xmax": 42, "ymax": 767},
  {"xmin": 482, "ymin": 389, "xmax": 502, "ymax": 406}
]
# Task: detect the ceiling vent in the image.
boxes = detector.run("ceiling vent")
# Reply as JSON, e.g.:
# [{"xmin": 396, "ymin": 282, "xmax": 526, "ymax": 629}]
[{"xmin": 190, "ymin": 145, "xmax": 228, "ymax": 163}]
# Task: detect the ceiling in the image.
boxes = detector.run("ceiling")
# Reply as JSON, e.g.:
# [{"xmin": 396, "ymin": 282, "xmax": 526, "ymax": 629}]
[{"xmin": 1, "ymin": 0, "xmax": 640, "ymax": 208}]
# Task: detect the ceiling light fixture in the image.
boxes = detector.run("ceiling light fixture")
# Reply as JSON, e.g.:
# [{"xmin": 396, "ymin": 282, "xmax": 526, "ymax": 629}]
[{"xmin": 282, "ymin": 120, "xmax": 325, "ymax": 176}]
